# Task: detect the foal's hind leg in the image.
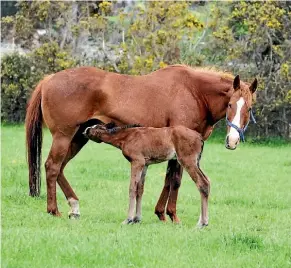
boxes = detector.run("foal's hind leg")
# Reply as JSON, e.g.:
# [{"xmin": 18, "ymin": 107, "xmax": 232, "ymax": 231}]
[
  {"xmin": 45, "ymin": 133, "xmax": 73, "ymax": 216},
  {"xmin": 179, "ymin": 156, "xmax": 210, "ymax": 227},
  {"xmin": 57, "ymin": 134, "xmax": 88, "ymax": 219}
]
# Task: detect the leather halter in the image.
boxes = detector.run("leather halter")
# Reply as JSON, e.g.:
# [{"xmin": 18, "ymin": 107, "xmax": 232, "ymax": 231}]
[{"xmin": 226, "ymin": 109, "xmax": 256, "ymax": 142}]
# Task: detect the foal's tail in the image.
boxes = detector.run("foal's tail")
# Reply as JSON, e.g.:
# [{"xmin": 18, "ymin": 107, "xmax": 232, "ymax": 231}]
[{"xmin": 25, "ymin": 79, "xmax": 45, "ymax": 197}]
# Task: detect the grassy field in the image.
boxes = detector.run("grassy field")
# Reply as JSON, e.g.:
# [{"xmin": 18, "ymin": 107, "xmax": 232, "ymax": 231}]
[{"xmin": 1, "ymin": 125, "xmax": 291, "ymax": 268}]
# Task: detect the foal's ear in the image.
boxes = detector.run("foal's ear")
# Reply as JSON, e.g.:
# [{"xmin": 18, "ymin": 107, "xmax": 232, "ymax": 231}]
[
  {"xmin": 233, "ymin": 75, "xmax": 240, "ymax": 91},
  {"xmin": 249, "ymin": 78, "xmax": 257, "ymax": 93}
]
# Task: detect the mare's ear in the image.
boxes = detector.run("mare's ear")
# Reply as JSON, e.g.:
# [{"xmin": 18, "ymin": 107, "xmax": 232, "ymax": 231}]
[
  {"xmin": 249, "ymin": 78, "xmax": 257, "ymax": 93},
  {"xmin": 233, "ymin": 75, "xmax": 240, "ymax": 91}
]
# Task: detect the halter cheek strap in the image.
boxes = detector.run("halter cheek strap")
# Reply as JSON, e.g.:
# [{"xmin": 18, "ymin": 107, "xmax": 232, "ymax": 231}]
[{"xmin": 226, "ymin": 109, "xmax": 256, "ymax": 142}]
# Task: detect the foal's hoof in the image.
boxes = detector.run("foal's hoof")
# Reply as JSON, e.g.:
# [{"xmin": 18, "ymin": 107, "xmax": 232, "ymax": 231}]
[
  {"xmin": 133, "ymin": 216, "xmax": 142, "ymax": 223},
  {"xmin": 68, "ymin": 213, "xmax": 80, "ymax": 220},
  {"xmin": 197, "ymin": 222, "xmax": 208, "ymax": 229},
  {"xmin": 122, "ymin": 218, "xmax": 134, "ymax": 225}
]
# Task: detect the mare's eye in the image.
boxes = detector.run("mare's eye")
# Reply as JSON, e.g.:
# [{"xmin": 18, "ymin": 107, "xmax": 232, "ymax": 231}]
[
  {"xmin": 248, "ymin": 107, "xmax": 251, "ymax": 112},
  {"xmin": 228, "ymin": 104, "xmax": 232, "ymax": 108}
]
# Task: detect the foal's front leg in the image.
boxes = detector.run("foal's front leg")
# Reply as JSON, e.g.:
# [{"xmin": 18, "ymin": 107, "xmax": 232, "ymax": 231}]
[
  {"xmin": 122, "ymin": 160, "xmax": 145, "ymax": 224},
  {"xmin": 134, "ymin": 166, "xmax": 148, "ymax": 223}
]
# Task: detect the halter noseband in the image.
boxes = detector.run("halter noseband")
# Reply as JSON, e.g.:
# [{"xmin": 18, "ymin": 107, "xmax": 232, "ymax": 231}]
[{"xmin": 226, "ymin": 109, "xmax": 256, "ymax": 142}]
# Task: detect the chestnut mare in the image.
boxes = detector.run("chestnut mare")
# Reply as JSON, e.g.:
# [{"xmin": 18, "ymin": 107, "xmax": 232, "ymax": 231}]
[{"xmin": 25, "ymin": 65, "xmax": 257, "ymax": 221}]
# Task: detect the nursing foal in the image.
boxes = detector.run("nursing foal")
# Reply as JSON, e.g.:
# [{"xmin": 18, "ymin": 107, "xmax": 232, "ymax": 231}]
[{"xmin": 84, "ymin": 123, "xmax": 209, "ymax": 227}]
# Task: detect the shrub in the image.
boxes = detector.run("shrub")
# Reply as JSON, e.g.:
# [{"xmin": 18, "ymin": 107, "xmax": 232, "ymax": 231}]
[
  {"xmin": 1, "ymin": 53, "xmax": 38, "ymax": 123},
  {"xmin": 1, "ymin": 43, "xmax": 77, "ymax": 123}
]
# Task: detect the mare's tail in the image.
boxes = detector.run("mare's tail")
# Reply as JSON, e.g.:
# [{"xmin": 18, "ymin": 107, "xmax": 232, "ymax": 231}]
[{"xmin": 25, "ymin": 80, "xmax": 44, "ymax": 197}]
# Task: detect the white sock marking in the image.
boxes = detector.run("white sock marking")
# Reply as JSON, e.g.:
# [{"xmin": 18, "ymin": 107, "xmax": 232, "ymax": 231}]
[{"xmin": 68, "ymin": 197, "xmax": 80, "ymax": 215}]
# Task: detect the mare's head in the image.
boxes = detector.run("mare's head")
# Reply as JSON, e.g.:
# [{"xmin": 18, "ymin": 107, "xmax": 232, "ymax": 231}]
[{"xmin": 225, "ymin": 75, "xmax": 257, "ymax": 150}]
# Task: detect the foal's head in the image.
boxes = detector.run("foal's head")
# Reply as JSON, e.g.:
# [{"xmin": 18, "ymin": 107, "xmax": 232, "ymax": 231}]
[
  {"xmin": 83, "ymin": 121, "xmax": 140, "ymax": 143},
  {"xmin": 83, "ymin": 124, "xmax": 108, "ymax": 143},
  {"xmin": 225, "ymin": 75, "xmax": 257, "ymax": 150}
]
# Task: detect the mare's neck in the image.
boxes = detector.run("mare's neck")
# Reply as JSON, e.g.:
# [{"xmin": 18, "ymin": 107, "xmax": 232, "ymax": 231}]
[{"xmin": 192, "ymin": 72, "xmax": 234, "ymax": 124}]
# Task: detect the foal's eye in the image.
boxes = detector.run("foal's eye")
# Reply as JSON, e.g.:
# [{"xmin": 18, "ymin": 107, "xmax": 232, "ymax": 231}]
[{"xmin": 228, "ymin": 104, "xmax": 232, "ymax": 108}]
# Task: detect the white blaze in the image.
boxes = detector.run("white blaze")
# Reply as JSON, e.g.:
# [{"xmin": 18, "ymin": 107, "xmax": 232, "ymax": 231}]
[{"xmin": 228, "ymin": 97, "xmax": 245, "ymax": 141}]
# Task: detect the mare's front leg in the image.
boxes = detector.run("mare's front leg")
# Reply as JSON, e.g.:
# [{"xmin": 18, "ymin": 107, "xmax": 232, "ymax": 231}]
[
  {"xmin": 155, "ymin": 159, "xmax": 183, "ymax": 223},
  {"xmin": 122, "ymin": 159, "xmax": 145, "ymax": 224},
  {"xmin": 166, "ymin": 162, "xmax": 183, "ymax": 224},
  {"xmin": 134, "ymin": 166, "xmax": 148, "ymax": 223}
]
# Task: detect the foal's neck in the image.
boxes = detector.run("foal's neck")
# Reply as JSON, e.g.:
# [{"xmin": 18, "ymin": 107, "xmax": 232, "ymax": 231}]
[{"xmin": 99, "ymin": 128, "xmax": 133, "ymax": 149}]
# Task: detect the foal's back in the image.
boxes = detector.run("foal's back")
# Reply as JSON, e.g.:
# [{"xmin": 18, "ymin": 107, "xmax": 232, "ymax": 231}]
[{"xmin": 121, "ymin": 126, "xmax": 203, "ymax": 164}]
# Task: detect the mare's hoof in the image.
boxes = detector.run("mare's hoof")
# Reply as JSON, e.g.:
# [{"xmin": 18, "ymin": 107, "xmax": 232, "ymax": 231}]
[
  {"xmin": 171, "ymin": 216, "xmax": 181, "ymax": 224},
  {"xmin": 155, "ymin": 212, "xmax": 167, "ymax": 222},
  {"xmin": 68, "ymin": 213, "xmax": 80, "ymax": 220},
  {"xmin": 122, "ymin": 218, "xmax": 134, "ymax": 225},
  {"xmin": 133, "ymin": 216, "xmax": 142, "ymax": 223},
  {"xmin": 48, "ymin": 210, "xmax": 62, "ymax": 217},
  {"xmin": 167, "ymin": 213, "xmax": 181, "ymax": 224}
]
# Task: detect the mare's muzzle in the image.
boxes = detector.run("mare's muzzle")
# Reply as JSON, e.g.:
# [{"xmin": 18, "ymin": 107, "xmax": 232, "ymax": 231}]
[{"xmin": 226, "ymin": 109, "xmax": 256, "ymax": 143}]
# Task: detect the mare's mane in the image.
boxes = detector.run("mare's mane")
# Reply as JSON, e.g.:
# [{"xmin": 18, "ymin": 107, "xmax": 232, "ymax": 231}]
[
  {"xmin": 168, "ymin": 65, "xmax": 254, "ymax": 99},
  {"xmin": 168, "ymin": 64, "xmax": 235, "ymax": 80}
]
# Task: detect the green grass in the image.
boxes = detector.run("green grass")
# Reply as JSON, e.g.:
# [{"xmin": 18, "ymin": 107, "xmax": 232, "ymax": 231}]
[{"xmin": 2, "ymin": 125, "xmax": 291, "ymax": 268}]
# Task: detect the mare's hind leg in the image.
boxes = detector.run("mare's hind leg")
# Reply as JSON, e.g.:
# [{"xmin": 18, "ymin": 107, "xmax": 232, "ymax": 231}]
[
  {"xmin": 57, "ymin": 119, "xmax": 103, "ymax": 218},
  {"xmin": 57, "ymin": 134, "xmax": 89, "ymax": 219},
  {"xmin": 155, "ymin": 159, "xmax": 182, "ymax": 223},
  {"xmin": 45, "ymin": 133, "xmax": 74, "ymax": 216}
]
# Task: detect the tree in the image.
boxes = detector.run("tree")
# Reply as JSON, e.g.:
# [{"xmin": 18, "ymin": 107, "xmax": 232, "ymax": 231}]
[
  {"xmin": 189, "ymin": 1, "xmax": 291, "ymax": 138},
  {"xmin": 113, "ymin": 2, "xmax": 203, "ymax": 74}
]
